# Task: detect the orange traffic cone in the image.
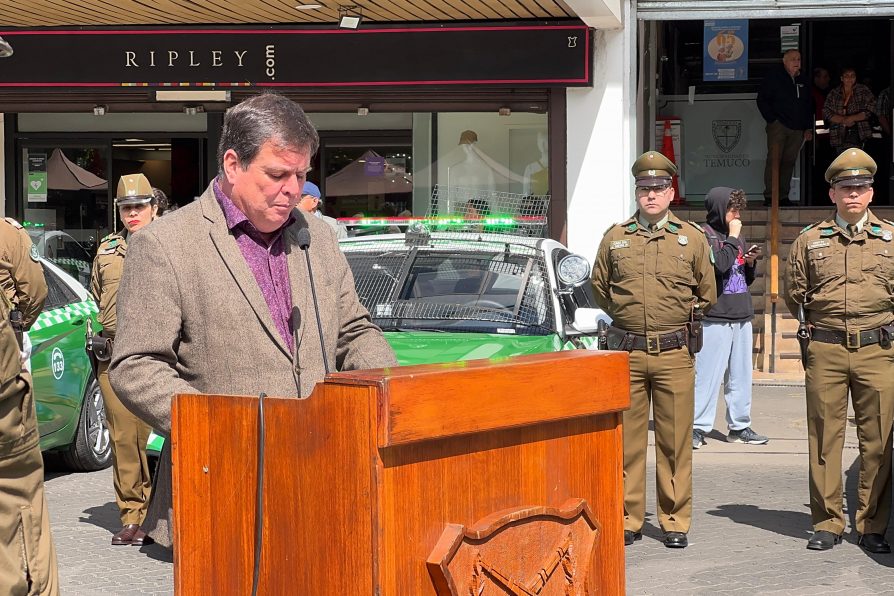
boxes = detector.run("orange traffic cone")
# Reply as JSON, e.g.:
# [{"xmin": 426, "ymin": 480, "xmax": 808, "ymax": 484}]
[{"xmin": 661, "ymin": 119, "xmax": 684, "ymax": 205}]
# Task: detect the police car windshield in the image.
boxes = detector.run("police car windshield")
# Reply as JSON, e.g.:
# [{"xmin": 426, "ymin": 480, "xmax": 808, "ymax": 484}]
[{"xmin": 344, "ymin": 247, "xmax": 554, "ymax": 335}]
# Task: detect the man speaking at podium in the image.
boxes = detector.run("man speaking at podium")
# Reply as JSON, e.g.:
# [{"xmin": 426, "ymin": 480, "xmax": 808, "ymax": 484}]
[{"xmin": 109, "ymin": 93, "xmax": 397, "ymax": 549}]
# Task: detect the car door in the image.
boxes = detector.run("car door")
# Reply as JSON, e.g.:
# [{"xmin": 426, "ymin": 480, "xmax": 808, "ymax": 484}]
[{"xmin": 29, "ymin": 264, "xmax": 93, "ymax": 439}]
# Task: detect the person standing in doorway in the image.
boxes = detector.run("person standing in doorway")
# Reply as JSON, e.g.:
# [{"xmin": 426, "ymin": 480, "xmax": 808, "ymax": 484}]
[
  {"xmin": 692, "ymin": 187, "xmax": 768, "ymax": 450},
  {"xmin": 757, "ymin": 49, "xmax": 814, "ymax": 207},
  {"xmin": 91, "ymin": 173, "xmax": 159, "ymax": 546},
  {"xmin": 784, "ymin": 148, "xmax": 894, "ymax": 553},
  {"xmin": 591, "ymin": 151, "xmax": 716, "ymax": 550},
  {"xmin": 824, "ymin": 67, "xmax": 876, "ymax": 155}
]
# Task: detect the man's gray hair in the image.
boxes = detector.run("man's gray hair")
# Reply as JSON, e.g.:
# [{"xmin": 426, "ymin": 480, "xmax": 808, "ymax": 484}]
[{"xmin": 217, "ymin": 93, "xmax": 320, "ymax": 174}]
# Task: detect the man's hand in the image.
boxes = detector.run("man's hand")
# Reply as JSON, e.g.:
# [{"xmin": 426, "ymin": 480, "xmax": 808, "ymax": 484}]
[{"xmin": 728, "ymin": 218, "xmax": 743, "ymax": 238}]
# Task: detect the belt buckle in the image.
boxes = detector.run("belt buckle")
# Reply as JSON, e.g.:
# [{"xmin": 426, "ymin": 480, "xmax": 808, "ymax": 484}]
[
  {"xmin": 846, "ymin": 330, "xmax": 860, "ymax": 349},
  {"xmin": 647, "ymin": 334, "xmax": 661, "ymax": 355}
]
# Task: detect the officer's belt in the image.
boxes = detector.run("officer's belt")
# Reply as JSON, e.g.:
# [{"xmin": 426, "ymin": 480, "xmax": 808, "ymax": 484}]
[
  {"xmin": 606, "ymin": 326, "xmax": 688, "ymax": 354},
  {"xmin": 810, "ymin": 327, "xmax": 888, "ymax": 349}
]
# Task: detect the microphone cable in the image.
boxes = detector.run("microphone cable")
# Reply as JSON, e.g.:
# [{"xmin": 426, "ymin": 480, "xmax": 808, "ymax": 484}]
[{"xmin": 251, "ymin": 391, "xmax": 267, "ymax": 596}]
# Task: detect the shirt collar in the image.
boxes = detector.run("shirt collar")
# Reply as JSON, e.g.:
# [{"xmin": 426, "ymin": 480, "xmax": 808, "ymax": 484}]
[
  {"xmin": 213, "ymin": 177, "xmax": 296, "ymax": 238},
  {"xmin": 638, "ymin": 212, "xmax": 669, "ymax": 232},
  {"xmin": 835, "ymin": 212, "xmax": 868, "ymax": 235}
]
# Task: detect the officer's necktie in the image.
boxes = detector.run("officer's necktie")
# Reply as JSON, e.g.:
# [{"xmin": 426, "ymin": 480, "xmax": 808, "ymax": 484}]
[{"xmin": 848, "ymin": 225, "xmax": 858, "ymax": 238}]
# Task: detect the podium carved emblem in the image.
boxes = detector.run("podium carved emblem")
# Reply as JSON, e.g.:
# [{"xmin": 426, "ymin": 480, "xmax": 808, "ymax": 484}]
[{"xmin": 427, "ymin": 499, "xmax": 600, "ymax": 595}]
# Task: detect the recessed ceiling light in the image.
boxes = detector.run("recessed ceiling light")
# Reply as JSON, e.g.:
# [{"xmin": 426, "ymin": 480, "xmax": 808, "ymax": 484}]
[{"xmin": 296, "ymin": 3, "xmax": 323, "ymax": 9}]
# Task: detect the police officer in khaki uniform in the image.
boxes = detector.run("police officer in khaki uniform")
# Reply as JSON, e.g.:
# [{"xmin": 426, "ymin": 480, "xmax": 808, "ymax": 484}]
[
  {"xmin": 784, "ymin": 148, "xmax": 894, "ymax": 553},
  {"xmin": 592, "ymin": 151, "xmax": 717, "ymax": 549},
  {"xmin": 1, "ymin": 217, "xmax": 46, "ymax": 330},
  {"xmin": 0, "ymin": 221, "xmax": 58, "ymax": 594},
  {"xmin": 91, "ymin": 174, "xmax": 158, "ymax": 546}
]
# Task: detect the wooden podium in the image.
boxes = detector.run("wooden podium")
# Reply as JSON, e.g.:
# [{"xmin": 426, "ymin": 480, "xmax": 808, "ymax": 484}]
[{"xmin": 172, "ymin": 350, "xmax": 630, "ymax": 594}]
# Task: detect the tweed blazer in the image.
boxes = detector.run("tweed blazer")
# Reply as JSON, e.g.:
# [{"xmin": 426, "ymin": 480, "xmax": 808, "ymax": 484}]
[{"xmin": 109, "ymin": 183, "xmax": 397, "ymax": 547}]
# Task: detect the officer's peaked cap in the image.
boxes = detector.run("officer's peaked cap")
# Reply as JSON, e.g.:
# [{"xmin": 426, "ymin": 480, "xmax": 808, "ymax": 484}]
[
  {"xmin": 115, "ymin": 173, "xmax": 155, "ymax": 206},
  {"xmin": 825, "ymin": 148, "xmax": 877, "ymax": 186},
  {"xmin": 631, "ymin": 151, "xmax": 677, "ymax": 187}
]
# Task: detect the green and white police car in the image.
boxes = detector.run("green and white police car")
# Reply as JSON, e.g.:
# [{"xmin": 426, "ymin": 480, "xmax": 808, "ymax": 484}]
[
  {"xmin": 30, "ymin": 258, "xmax": 110, "ymax": 471},
  {"xmin": 339, "ymin": 215, "xmax": 606, "ymax": 365}
]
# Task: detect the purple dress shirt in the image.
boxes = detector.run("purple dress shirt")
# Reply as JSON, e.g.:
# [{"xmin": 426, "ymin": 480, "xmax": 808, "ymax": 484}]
[{"xmin": 214, "ymin": 179, "xmax": 295, "ymax": 353}]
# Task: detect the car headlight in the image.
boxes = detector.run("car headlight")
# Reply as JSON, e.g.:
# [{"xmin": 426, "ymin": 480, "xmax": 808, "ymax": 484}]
[{"xmin": 557, "ymin": 254, "xmax": 591, "ymax": 287}]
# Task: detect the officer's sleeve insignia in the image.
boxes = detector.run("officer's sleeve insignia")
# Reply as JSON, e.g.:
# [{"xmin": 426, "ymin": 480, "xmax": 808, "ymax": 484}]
[{"xmin": 29, "ymin": 245, "xmax": 39, "ymax": 262}]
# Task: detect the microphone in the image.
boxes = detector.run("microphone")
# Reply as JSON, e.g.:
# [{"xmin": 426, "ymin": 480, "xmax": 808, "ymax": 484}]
[{"xmin": 296, "ymin": 228, "xmax": 331, "ymax": 375}]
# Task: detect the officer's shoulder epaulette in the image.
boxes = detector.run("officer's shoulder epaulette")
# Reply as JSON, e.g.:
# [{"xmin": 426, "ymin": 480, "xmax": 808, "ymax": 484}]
[
  {"xmin": 883, "ymin": 219, "xmax": 894, "ymax": 227},
  {"xmin": 603, "ymin": 223, "xmax": 618, "ymax": 236},
  {"xmin": 799, "ymin": 223, "xmax": 817, "ymax": 235},
  {"xmin": 687, "ymin": 221, "xmax": 707, "ymax": 234},
  {"xmin": 98, "ymin": 233, "xmax": 125, "ymax": 250},
  {"xmin": 3, "ymin": 216, "xmax": 23, "ymax": 229}
]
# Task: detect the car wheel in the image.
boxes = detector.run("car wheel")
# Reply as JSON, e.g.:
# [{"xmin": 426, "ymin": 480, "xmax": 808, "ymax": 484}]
[{"xmin": 60, "ymin": 377, "xmax": 112, "ymax": 472}]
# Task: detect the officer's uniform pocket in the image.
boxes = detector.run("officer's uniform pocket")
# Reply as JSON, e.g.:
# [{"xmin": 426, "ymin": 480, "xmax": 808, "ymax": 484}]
[
  {"xmin": 864, "ymin": 247, "xmax": 894, "ymax": 276},
  {"xmin": 611, "ymin": 252, "xmax": 635, "ymax": 280},
  {"xmin": 807, "ymin": 250, "xmax": 842, "ymax": 282},
  {"xmin": 669, "ymin": 255, "xmax": 695, "ymax": 284}
]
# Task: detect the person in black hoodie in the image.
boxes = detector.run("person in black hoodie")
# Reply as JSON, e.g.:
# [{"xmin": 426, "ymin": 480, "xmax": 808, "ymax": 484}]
[
  {"xmin": 692, "ymin": 187, "xmax": 769, "ymax": 449},
  {"xmin": 757, "ymin": 49, "xmax": 814, "ymax": 206}
]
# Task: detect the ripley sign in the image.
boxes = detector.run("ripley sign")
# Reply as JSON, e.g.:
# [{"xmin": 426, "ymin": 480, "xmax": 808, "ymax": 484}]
[{"xmin": 0, "ymin": 25, "xmax": 592, "ymax": 88}]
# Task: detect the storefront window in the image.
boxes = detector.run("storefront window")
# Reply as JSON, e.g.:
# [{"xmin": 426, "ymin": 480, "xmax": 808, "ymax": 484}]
[
  {"xmin": 425, "ymin": 112, "xmax": 549, "ymax": 223},
  {"xmin": 21, "ymin": 144, "xmax": 109, "ymax": 285}
]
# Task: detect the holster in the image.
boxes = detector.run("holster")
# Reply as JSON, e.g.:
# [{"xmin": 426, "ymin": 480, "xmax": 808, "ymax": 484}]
[
  {"xmin": 686, "ymin": 305, "xmax": 704, "ymax": 356},
  {"xmin": 880, "ymin": 324, "xmax": 894, "ymax": 349},
  {"xmin": 85, "ymin": 319, "xmax": 112, "ymax": 378},
  {"xmin": 796, "ymin": 323, "xmax": 811, "ymax": 367},
  {"xmin": 89, "ymin": 335, "xmax": 113, "ymax": 362},
  {"xmin": 596, "ymin": 319, "xmax": 609, "ymax": 350},
  {"xmin": 685, "ymin": 321, "xmax": 703, "ymax": 356},
  {"xmin": 10, "ymin": 309, "xmax": 23, "ymax": 351}
]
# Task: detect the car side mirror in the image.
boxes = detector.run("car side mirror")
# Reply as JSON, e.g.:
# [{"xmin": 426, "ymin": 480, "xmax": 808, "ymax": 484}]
[{"xmin": 572, "ymin": 307, "xmax": 610, "ymax": 333}]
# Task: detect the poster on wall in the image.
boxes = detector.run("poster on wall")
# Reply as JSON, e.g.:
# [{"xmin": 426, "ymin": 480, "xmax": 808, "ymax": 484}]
[
  {"xmin": 780, "ymin": 25, "xmax": 800, "ymax": 52},
  {"xmin": 27, "ymin": 154, "xmax": 48, "ymax": 203},
  {"xmin": 703, "ymin": 20, "xmax": 749, "ymax": 82}
]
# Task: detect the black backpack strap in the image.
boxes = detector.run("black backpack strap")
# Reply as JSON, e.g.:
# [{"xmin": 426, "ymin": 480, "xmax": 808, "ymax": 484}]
[{"xmin": 701, "ymin": 223, "xmax": 723, "ymax": 252}]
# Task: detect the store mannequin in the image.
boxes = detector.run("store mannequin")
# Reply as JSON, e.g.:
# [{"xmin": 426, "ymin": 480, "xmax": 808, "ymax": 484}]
[
  {"xmin": 522, "ymin": 132, "xmax": 549, "ymax": 196},
  {"xmin": 447, "ymin": 130, "xmax": 496, "ymax": 211}
]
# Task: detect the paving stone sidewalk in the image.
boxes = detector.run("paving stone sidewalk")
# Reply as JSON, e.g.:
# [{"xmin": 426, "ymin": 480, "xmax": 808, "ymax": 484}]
[{"xmin": 627, "ymin": 385, "xmax": 893, "ymax": 595}]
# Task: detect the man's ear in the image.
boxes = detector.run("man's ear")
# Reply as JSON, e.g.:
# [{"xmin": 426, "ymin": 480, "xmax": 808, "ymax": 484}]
[{"xmin": 222, "ymin": 149, "xmax": 241, "ymax": 183}]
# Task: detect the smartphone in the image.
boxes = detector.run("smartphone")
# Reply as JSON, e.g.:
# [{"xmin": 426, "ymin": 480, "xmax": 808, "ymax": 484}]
[{"xmin": 747, "ymin": 244, "xmax": 760, "ymax": 253}]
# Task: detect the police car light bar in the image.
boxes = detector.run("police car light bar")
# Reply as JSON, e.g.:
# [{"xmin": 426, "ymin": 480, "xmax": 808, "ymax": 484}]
[{"xmin": 337, "ymin": 216, "xmax": 547, "ymax": 228}]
